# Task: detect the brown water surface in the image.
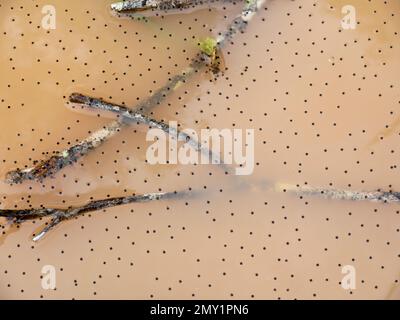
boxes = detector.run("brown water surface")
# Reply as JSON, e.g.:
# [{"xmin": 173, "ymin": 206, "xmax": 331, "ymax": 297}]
[{"xmin": 0, "ymin": 0, "xmax": 399, "ymax": 299}]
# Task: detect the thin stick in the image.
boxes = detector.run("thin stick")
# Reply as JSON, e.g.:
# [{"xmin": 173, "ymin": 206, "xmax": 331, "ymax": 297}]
[
  {"xmin": 32, "ymin": 215, "xmax": 62, "ymax": 242},
  {"xmin": 276, "ymin": 183, "xmax": 400, "ymax": 204},
  {"xmin": 0, "ymin": 191, "xmax": 183, "ymax": 220},
  {"xmin": 111, "ymin": 0, "xmax": 236, "ymax": 13},
  {"xmin": 111, "ymin": 0, "xmax": 194, "ymax": 12},
  {"xmin": 69, "ymin": 93, "xmax": 229, "ymax": 168},
  {"xmin": 1, "ymin": 191, "xmax": 188, "ymax": 241},
  {"xmin": 215, "ymin": 0, "xmax": 265, "ymax": 49},
  {"xmin": 5, "ymin": 121, "xmax": 121, "ymax": 184}
]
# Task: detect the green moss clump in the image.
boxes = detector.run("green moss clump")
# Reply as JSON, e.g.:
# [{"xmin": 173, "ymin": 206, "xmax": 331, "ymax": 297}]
[{"xmin": 199, "ymin": 37, "xmax": 217, "ymax": 56}]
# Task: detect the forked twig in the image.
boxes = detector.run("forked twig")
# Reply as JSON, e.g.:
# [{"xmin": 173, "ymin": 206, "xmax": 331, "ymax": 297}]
[{"xmin": 1, "ymin": 191, "xmax": 189, "ymax": 241}]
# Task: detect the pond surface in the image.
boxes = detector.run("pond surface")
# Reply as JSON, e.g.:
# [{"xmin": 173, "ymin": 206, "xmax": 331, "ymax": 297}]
[{"xmin": 0, "ymin": 0, "xmax": 399, "ymax": 299}]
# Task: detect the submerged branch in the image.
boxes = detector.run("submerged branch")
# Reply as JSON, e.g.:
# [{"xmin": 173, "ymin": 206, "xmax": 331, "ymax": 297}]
[
  {"xmin": 69, "ymin": 93, "xmax": 230, "ymax": 170},
  {"xmin": 111, "ymin": 0, "xmax": 193, "ymax": 12},
  {"xmin": 276, "ymin": 183, "xmax": 400, "ymax": 204},
  {"xmin": 110, "ymin": 0, "xmax": 230, "ymax": 13},
  {"xmin": 216, "ymin": 0, "xmax": 265, "ymax": 49},
  {"xmin": 5, "ymin": 121, "xmax": 121, "ymax": 184},
  {"xmin": 0, "ymin": 191, "xmax": 189, "ymax": 241}
]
